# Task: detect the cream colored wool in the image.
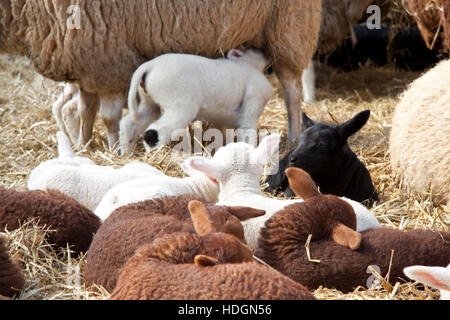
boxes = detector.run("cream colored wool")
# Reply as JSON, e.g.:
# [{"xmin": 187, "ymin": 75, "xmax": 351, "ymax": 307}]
[
  {"xmin": 0, "ymin": 0, "xmax": 322, "ymax": 144},
  {"xmin": 389, "ymin": 59, "xmax": 450, "ymax": 206}
]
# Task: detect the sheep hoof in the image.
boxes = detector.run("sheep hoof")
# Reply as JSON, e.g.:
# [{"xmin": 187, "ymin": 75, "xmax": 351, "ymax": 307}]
[{"xmin": 144, "ymin": 130, "xmax": 159, "ymax": 148}]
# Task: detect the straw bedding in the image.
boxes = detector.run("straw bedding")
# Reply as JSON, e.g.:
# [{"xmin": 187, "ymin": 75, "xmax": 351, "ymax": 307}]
[{"xmin": 0, "ymin": 45, "xmax": 448, "ymax": 300}]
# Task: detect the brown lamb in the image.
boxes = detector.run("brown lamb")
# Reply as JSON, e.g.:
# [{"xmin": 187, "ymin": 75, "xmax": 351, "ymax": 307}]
[
  {"xmin": 84, "ymin": 194, "xmax": 266, "ymax": 293},
  {"xmin": 0, "ymin": 236, "xmax": 24, "ymax": 297},
  {"xmin": 405, "ymin": 0, "xmax": 450, "ymax": 50},
  {"xmin": 0, "ymin": 187, "xmax": 101, "ymax": 254},
  {"xmin": 110, "ymin": 215, "xmax": 315, "ymax": 300},
  {"xmin": 0, "ymin": 0, "xmax": 323, "ymax": 144},
  {"xmin": 255, "ymin": 168, "xmax": 450, "ymax": 293}
]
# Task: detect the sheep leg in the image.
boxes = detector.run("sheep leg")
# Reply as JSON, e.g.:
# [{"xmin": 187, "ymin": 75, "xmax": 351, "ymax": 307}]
[
  {"xmin": 119, "ymin": 102, "xmax": 161, "ymax": 155},
  {"xmin": 77, "ymin": 91, "xmax": 99, "ymax": 146},
  {"xmin": 236, "ymin": 94, "xmax": 269, "ymax": 139},
  {"xmin": 99, "ymin": 94, "xmax": 125, "ymax": 152},
  {"xmin": 143, "ymin": 107, "xmax": 198, "ymax": 151},
  {"xmin": 302, "ymin": 60, "xmax": 316, "ymax": 103},
  {"xmin": 52, "ymin": 83, "xmax": 79, "ymax": 141},
  {"xmin": 61, "ymin": 95, "xmax": 81, "ymax": 145},
  {"xmin": 275, "ymin": 66, "xmax": 304, "ymax": 142}
]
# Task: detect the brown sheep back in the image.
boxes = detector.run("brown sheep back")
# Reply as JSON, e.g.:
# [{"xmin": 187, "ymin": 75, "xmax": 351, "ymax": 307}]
[
  {"xmin": 0, "ymin": 236, "xmax": 24, "ymax": 297},
  {"xmin": 111, "ymin": 232, "xmax": 315, "ymax": 300},
  {"xmin": 0, "ymin": 187, "xmax": 101, "ymax": 254},
  {"xmin": 255, "ymin": 168, "xmax": 450, "ymax": 293},
  {"xmin": 84, "ymin": 194, "xmax": 265, "ymax": 292}
]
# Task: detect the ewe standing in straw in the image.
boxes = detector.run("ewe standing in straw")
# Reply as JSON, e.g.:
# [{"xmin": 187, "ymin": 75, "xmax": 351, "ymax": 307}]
[
  {"xmin": 0, "ymin": 0, "xmax": 322, "ymax": 149},
  {"xmin": 389, "ymin": 59, "xmax": 450, "ymax": 207}
]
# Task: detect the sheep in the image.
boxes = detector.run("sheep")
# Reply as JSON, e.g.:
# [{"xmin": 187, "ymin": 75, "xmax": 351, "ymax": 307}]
[
  {"xmin": 27, "ymin": 131, "xmax": 164, "ymax": 211},
  {"xmin": 389, "ymin": 59, "xmax": 450, "ymax": 207},
  {"xmin": 0, "ymin": 187, "xmax": 101, "ymax": 254},
  {"xmin": 318, "ymin": 0, "xmax": 375, "ymax": 56},
  {"xmin": 181, "ymin": 134, "xmax": 381, "ymax": 251},
  {"xmin": 302, "ymin": 0, "xmax": 376, "ymax": 101},
  {"xmin": 265, "ymin": 111, "xmax": 378, "ymax": 205},
  {"xmin": 93, "ymin": 171, "xmax": 220, "ymax": 221},
  {"xmin": 84, "ymin": 195, "xmax": 266, "ymax": 292},
  {"xmin": 110, "ymin": 217, "xmax": 315, "ymax": 300},
  {"xmin": 405, "ymin": 0, "xmax": 450, "ymax": 50},
  {"xmin": 323, "ymin": 25, "xmax": 442, "ymax": 72},
  {"xmin": 254, "ymin": 167, "xmax": 450, "ymax": 293},
  {"xmin": 404, "ymin": 264, "xmax": 450, "ymax": 300},
  {"xmin": 0, "ymin": 236, "xmax": 24, "ymax": 297},
  {"xmin": 52, "ymin": 83, "xmax": 99, "ymax": 146},
  {"xmin": 119, "ymin": 47, "xmax": 273, "ymax": 154},
  {"xmin": 0, "ymin": 0, "xmax": 322, "ymax": 149}
]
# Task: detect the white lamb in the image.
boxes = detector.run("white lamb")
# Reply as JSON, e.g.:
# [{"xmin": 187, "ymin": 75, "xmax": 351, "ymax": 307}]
[
  {"xmin": 27, "ymin": 132, "xmax": 164, "ymax": 210},
  {"xmin": 181, "ymin": 134, "xmax": 381, "ymax": 251},
  {"xmin": 93, "ymin": 171, "xmax": 219, "ymax": 222},
  {"xmin": 404, "ymin": 264, "xmax": 450, "ymax": 300},
  {"xmin": 119, "ymin": 47, "xmax": 273, "ymax": 155}
]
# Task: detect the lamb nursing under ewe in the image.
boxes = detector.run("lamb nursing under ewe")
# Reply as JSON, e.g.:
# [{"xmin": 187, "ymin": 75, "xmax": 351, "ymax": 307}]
[
  {"xmin": 0, "ymin": 0, "xmax": 322, "ymax": 149},
  {"xmin": 120, "ymin": 48, "xmax": 273, "ymax": 154}
]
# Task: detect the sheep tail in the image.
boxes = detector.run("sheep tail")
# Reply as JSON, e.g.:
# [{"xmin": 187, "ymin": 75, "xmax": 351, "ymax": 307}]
[
  {"xmin": 56, "ymin": 131, "xmax": 75, "ymax": 158},
  {"xmin": 128, "ymin": 64, "xmax": 151, "ymax": 118}
]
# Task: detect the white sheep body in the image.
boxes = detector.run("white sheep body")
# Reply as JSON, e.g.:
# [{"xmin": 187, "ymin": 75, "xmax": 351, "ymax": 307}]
[
  {"xmin": 119, "ymin": 49, "xmax": 273, "ymax": 153},
  {"xmin": 27, "ymin": 132, "xmax": 163, "ymax": 210},
  {"xmin": 389, "ymin": 59, "xmax": 450, "ymax": 207},
  {"xmin": 182, "ymin": 135, "xmax": 380, "ymax": 251},
  {"xmin": 93, "ymin": 174, "xmax": 219, "ymax": 221}
]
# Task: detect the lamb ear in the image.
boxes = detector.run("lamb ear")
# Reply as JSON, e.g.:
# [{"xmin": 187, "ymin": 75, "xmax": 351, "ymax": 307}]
[
  {"xmin": 336, "ymin": 110, "xmax": 370, "ymax": 141},
  {"xmin": 182, "ymin": 156, "xmax": 225, "ymax": 182},
  {"xmin": 285, "ymin": 167, "xmax": 320, "ymax": 199},
  {"xmin": 403, "ymin": 266, "xmax": 450, "ymax": 291},
  {"xmin": 227, "ymin": 49, "xmax": 244, "ymax": 59},
  {"xmin": 251, "ymin": 134, "xmax": 280, "ymax": 168},
  {"xmin": 331, "ymin": 223, "xmax": 362, "ymax": 250},
  {"xmin": 194, "ymin": 254, "xmax": 219, "ymax": 267},
  {"xmin": 188, "ymin": 200, "xmax": 216, "ymax": 235},
  {"xmin": 302, "ymin": 113, "xmax": 315, "ymax": 129},
  {"xmin": 226, "ymin": 206, "xmax": 266, "ymax": 221}
]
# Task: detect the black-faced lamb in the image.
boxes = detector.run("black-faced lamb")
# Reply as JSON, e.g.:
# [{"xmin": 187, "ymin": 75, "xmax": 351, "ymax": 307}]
[
  {"xmin": 84, "ymin": 195, "xmax": 265, "ymax": 292},
  {"xmin": 0, "ymin": 0, "xmax": 322, "ymax": 148},
  {"xmin": 119, "ymin": 47, "xmax": 273, "ymax": 154},
  {"xmin": 110, "ymin": 216, "xmax": 315, "ymax": 300},
  {"xmin": 255, "ymin": 167, "xmax": 450, "ymax": 293},
  {"xmin": 0, "ymin": 236, "xmax": 24, "ymax": 297},
  {"xmin": 389, "ymin": 59, "xmax": 450, "ymax": 207},
  {"xmin": 265, "ymin": 110, "xmax": 378, "ymax": 204},
  {"xmin": 0, "ymin": 187, "xmax": 101, "ymax": 254}
]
